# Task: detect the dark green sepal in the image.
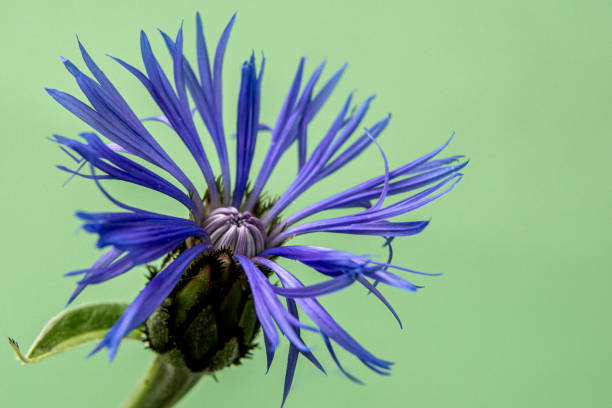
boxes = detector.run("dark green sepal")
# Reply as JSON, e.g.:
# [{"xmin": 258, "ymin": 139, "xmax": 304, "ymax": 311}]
[
  {"xmin": 219, "ymin": 280, "xmax": 245, "ymax": 330},
  {"xmin": 238, "ymin": 298, "xmax": 258, "ymax": 345},
  {"xmin": 144, "ymin": 300, "xmax": 173, "ymax": 353},
  {"xmin": 179, "ymin": 305, "xmax": 218, "ymax": 371},
  {"xmin": 173, "ymin": 264, "xmax": 212, "ymax": 329},
  {"xmin": 209, "ymin": 337, "xmax": 240, "ymax": 371}
]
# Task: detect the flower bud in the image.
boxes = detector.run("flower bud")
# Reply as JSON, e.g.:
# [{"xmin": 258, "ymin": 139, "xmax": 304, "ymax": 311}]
[{"xmin": 144, "ymin": 248, "xmax": 260, "ymax": 373}]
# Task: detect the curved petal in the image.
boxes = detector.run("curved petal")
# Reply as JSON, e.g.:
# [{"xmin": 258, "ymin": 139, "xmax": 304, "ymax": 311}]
[
  {"xmin": 235, "ymin": 254, "xmax": 313, "ymax": 353},
  {"xmin": 52, "ymin": 132, "xmax": 199, "ymax": 214},
  {"xmin": 89, "ymin": 243, "xmax": 210, "ymax": 360},
  {"xmin": 66, "ymin": 211, "xmax": 208, "ymax": 304},
  {"xmin": 253, "ymin": 257, "xmax": 393, "ymax": 376}
]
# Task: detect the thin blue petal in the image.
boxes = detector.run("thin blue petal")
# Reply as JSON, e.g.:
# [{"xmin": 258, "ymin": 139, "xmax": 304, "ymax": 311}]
[
  {"xmin": 89, "ymin": 243, "xmax": 210, "ymax": 360},
  {"xmin": 233, "ymin": 55, "xmax": 262, "ymax": 207},
  {"xmin": 356, "ymin": 276, "xmax": 402, "ymax": 328}
]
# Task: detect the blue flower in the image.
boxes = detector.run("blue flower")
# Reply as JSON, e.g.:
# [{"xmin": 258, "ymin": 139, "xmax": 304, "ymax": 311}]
[{"xmin": 47, "ymin": 13, "xmax": 467, "ymax": 405}]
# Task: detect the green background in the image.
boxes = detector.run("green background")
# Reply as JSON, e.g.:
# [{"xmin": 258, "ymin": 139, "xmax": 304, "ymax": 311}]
[{"xmin": 1, "ymin": 0, "xmax": 610, "ymax": 407}]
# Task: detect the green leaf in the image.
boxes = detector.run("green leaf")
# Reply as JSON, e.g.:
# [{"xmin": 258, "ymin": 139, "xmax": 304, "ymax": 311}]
[{"xmin": 8, "ymin": 302, "xmax": 142, "ymax": 364}]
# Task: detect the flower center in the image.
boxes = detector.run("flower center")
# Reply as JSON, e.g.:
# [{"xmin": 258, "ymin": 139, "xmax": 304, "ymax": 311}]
[{"xmin": 202, "ymin": 207, "xmax": 267, "ymax": 257}]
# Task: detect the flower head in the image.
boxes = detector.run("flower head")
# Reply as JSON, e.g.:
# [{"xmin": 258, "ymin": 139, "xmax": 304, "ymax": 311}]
[{"xmin": 48, "ymin": 13, "xmax": 466, "ymax": 405}]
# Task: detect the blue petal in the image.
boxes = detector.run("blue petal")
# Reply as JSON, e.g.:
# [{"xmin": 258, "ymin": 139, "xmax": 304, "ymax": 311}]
[
  {"xmin": 275, "ymin": 173, "xmax": 462, "ymax": 242},
  {"xmin": 305, "ymin": 63, "xmax": 347, "ymax": 122},
  {"xmin": 261, "ymin": 93, "xmax": 354, "ymax": 224},
  {"xmin": 195, "ymin": 12, "xmax": 214, "ymax": 108},
  {"xmin": 261, "ymin": 246, "xmax": 436, "ymax": 286},
  {"xmin": 263, "ymin": 94, "xmax": 383, "ymax": 224},
  {"xmin": 66, "ymin": 211, "xmax": 208, "ymax": 303},
  {"xmin": 89, "ymin": 243, "xmax": 210, "ymax": 360},
  {"xmin": 253, "ymin": 257, "xmax": 393, "ymax": 375},
  {"xmin": 51, "ymin": 133, "xmax": 198, "ymax": 213},
  {"xmin": 138, "ymin": 30, "xmax": 220, "ymax": 205},
  {"xmin": 329, "ymin": 160, "xmax": 469, "ymax": 209},
  {"xmin": 212, "ymin": 13, "xmax": 236, "ymax": 129},
  {"xmin": 76, "ymin": 211, "xmax": 207, "ymax": 251},
  {"xmin": 364, "ymin": 127, "xmax": 390, "ymax": 212},
  {"xmin": 160, "ymin": 19, "xmax": 232, "ymax": 200},
  {"xmin": 322, "ymin": 334, "xmax": 364, "ymax": 384},
  {"xmin": 50, "ymin": 54, "xmax": 196, "ymax": 196},
  {"xmin": 356, "ymin": 276, "xmax": 402, "ymax": 328},
  {"xmin": 235, "ymin": 254, "xmax": 313, "ymax": 353},
  {"xmin": 281, "ymin": 135, "xmax": 462, "ymax": 227},
  {"xmin": 281, "ymin": 298, "xmax": 325, "ymax": 408},
  {"xmin": 311, "ymin": 220, "xmax": 430, "ymax": 237},
  {"xmin": 317, "ymin": 115, "xmax": 390, "ymax": 181},
  {"xmin": 233, "ymin": 55, "xmax": 262, "ymax": 207},
  {"xmin": 273, "ymin": 274, "xmax": 356, "ymax": 298},
  {"xmin": 244, "ymin": 60, "xmax": 345, "ymax": 212}
]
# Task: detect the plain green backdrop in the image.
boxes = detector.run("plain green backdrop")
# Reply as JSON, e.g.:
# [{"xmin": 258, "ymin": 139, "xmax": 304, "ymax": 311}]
[{"xmin": 1, "ymin": 0, "xmax": 610, "ymax": 407}]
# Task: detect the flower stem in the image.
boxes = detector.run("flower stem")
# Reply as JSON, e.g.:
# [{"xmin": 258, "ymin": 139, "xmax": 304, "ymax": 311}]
[{"xmin": 122, "ymin": 356, "xmax": 204, "ymax": 408}]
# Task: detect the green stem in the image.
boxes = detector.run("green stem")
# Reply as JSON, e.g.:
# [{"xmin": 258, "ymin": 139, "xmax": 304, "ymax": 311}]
[{"xmin": 122, "ymin": 356, "xmax": 204, "ymax": 408}]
